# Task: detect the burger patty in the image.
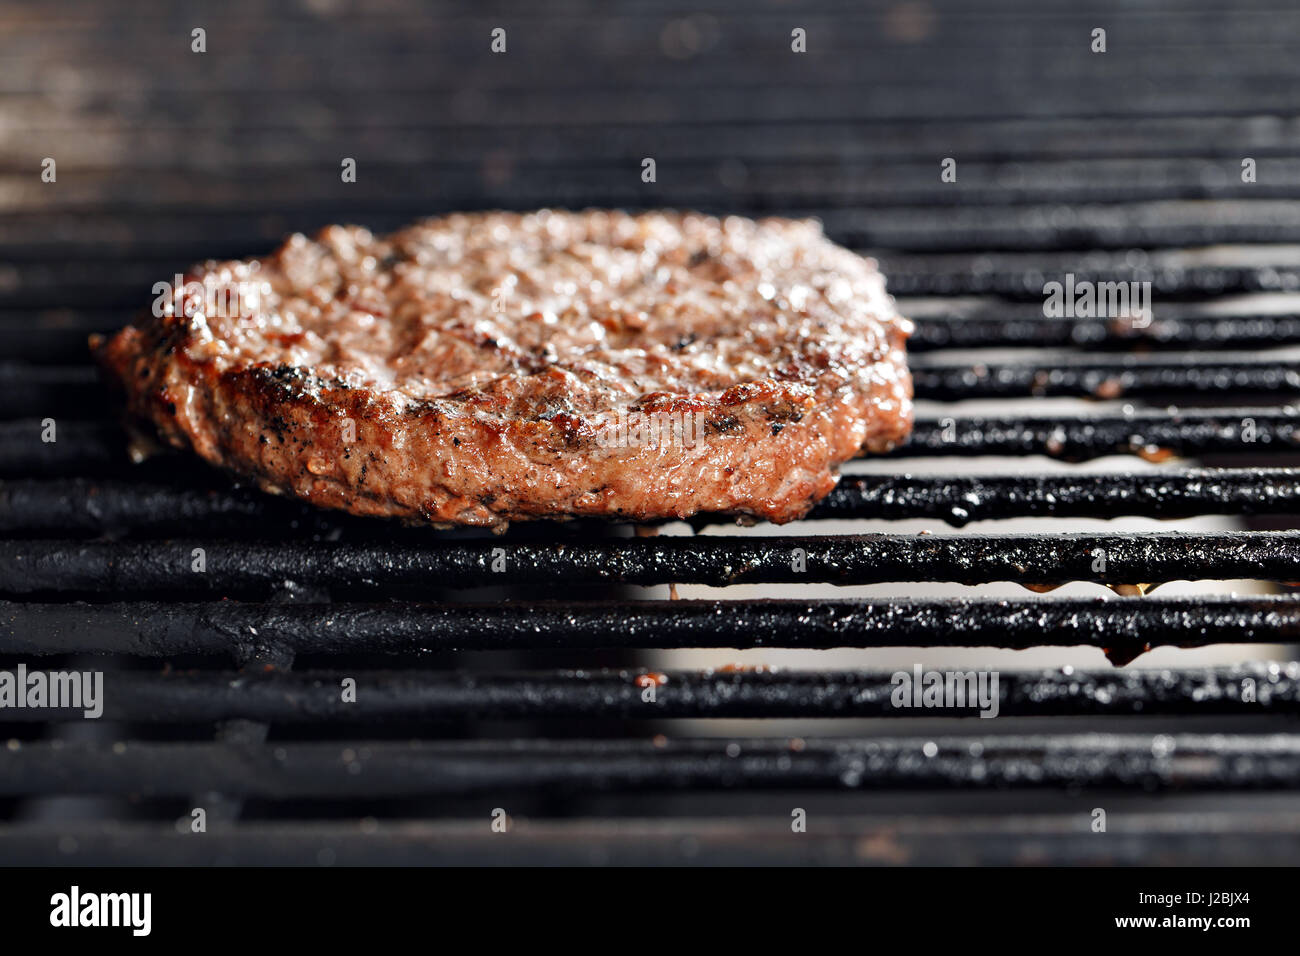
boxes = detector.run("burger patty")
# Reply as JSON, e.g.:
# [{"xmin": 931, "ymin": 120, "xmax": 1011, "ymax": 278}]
[{"xmin": 96, "ymin": 210, "xmax": 914, "ymax": 528}]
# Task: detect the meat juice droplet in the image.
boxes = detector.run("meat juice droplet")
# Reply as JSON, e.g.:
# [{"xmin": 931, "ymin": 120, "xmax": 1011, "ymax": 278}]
[
  {"xmin": 1102, "ymin": 643, "xmax": 1152, "ymax": 667},
  {"xmin": 1093, "ymin": 379, "xmax": 1125, "ymax": 400},
  {"xmin": 1137, "ymin": 445, "xmax": 1177, "ymax": 464},
  {"xmin": 1106, "ymin": 583, "xmax": 1161, "ymax": 597},
  {"xmin": 1021, "ymin": 582, "xmax": 1063, "ymax": 594}
]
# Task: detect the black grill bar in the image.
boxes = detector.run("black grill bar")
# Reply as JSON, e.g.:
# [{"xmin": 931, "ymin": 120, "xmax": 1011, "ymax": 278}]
[
  {"xmin": 0, "ymin": 323, "xmax": 107, "ymax": 365},
  {"xmin": 0, "ymin": 112, "xmax": 1292, "ymax": 175},
  {"xmin": 792, "ymin": 468, "xmax": 1300, "ymax": 526},
  {"xmin": 13, "ymin": 309, "xmax": 1300, "ymax": 364},
  {"xmin": 3, "ymin": 734, "xmax": 1299, "ymax": 797},
  {"xmin": 0, "ymin": 420, "xmax": 125, "ymax": 476},
  {"xmin": 3, "ymin": 597, "xmax": 1296, "ymax": 658},
  {"xmin": 3, "ymin": 410, "xmax": 1293, "ymax": 477},
  {"xmin": 22, "ymin": 199, "xmax": 1300, "ymax": 259},
  {"xmin": 908, "ymin": 311, "xmax": 1300, "ymax": 352},
  {"xmin": 1, "ymin": 815, "xmax": 1294, "ymax": 866},
  {"xmin": 881, "ymin": 252, "xmax": 1300, "ymax": 300},
  {"xmin": 5, "ymin": 468, "xmax": 1298, "ymax": 536},
  {"xmin": 6, "ymin": 532, "xmax": 1295, "ymax": 594},
  {"xmin": 894, "ymin": 409, "xmax": 1297, "ymax": 460},
  {"xmin": 0, "ymin": 362, "xmax": 101, "ymax": 418},
  {"xmin": 0, "ymin": 479, "xmax": 328, "ymax": 537},
  {"xmin": 909, "ymin": 356, "xmax": 1300, "ymax": 401},
  {"xmin": 3, "ymin": 664, "xmax": 1290, "ymax": 723},
  {"xmin": 6, "ymin": 357, "xmax": 1300, "ymax": 418}
]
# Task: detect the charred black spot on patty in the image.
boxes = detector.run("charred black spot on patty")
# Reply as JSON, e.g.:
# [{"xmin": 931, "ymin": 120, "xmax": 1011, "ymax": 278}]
[{"xmin": 705, "ymin": 415, "xmax": 742, "ymax": 435}]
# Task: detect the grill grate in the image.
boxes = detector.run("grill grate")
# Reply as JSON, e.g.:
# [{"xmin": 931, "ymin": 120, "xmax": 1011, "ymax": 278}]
[
  {"xmin": 4, "ymin": 0, "xmax": 1300, "ymax": 867},
  {"xmin": 6, "ymin": 531, "xmax": 1300, "ymax": 592},
  {"xmin": 5, "ymin": 468, "xmax": 1300, "ymax": 534}
]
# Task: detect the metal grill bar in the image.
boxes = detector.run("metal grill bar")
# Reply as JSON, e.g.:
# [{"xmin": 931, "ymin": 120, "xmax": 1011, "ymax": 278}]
[
  {"xmin": 894, "ymin": 409, "xmax": 1297, "ymax": 460},
  {"xmin": 0, "ymin": 323, "xmax": 105, "ymax": 364},
  {"xmin": 22, "ymin": 196, "xmax": 1300, "ymax": 256},
  {"xmin": 909, "ymin": 357, "xmax": 1300, "ymax": 401},
  {"xmin": 0, "ymin": 814, "xmax": 1293, "ymax": 866},
  {"xmin": 3, "ymin": 664, "xmax": 1290, "ymax": 723},
  {"xmin": 16, "ymin": 167, "xmax": 1300, "ymax": 238},
  {"xmin": 908, "ymin": 311, "xmax": 1300, "ymax": 352},
  {"xmin": 0, "ymin": 479, "xmax": 309, "ymax": 536},
  {"xmin": 6, "ymin": 532, "xmax": 1295, "ymax": 594},
  {"xmin": 3, "ymin": 597, "xmax": 1296, "ymax": 658},
  {"xmin": 5, "ymin": 468, "xmax": 1298, "ymax": 536},
  {"xmin": 814, "ymin": 469, "xmax": 1300, "ymax": 525},
  {"xmin": 6, "ymin": 358, "xmax": 1300, "ymax": 418},
  {"xmin": 0, "ymin": 420, "xmax": 137, "ymax": 476},
  {"xmin": 18, "ymin": 175, "xmax": 1300, "ymax": 248},
  {"xmin": 3, "ymin": 410, "xmax": 1292, "ymax": 477},
  {"xmin": 3, "ymin": 110, "xmax": 1294, "ymax": 178},
  {"xmin": 12, "ymin": 309, "xmax": 1300, "ymax": 364},
  {"xmin": 0, "ymin": 362, "xmax": 100, "ymax": 418},
  {"xmin": 3, "ymin": 734, "xmax": 1299, "ymax": 797},
  {"xmin": 15, "ymin": 200, "xmax": 1300, "ymax": 260},
  {"xmin": 882, "ymin": 253, "xmax": 1300, "ymax": 299}
]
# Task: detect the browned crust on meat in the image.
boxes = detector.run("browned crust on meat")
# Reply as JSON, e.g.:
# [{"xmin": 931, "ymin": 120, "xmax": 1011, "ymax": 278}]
[{"xmin": 96, "ymin": 210, "xmax": 913, "ymax": 528}]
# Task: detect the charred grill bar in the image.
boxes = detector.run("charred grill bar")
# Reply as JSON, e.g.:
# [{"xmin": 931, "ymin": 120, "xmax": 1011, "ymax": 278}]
[
  {"xmin": 8, "ymin": 309, "xmax": 1300, "ymax": 362},
  {"xmin": 4, "ymin": 815, "xmax": 1299, "ymax": 867},
  {"xmin": 0, "ymin": 665, "xmax": 1294, "ymax": 723},
  {"xmin": 5, "ymin": 409, "xmax": 1298, "ymax": 477},
  {"xmin": 4, "ymin": 468, "xmax": 1300, "ymax": 534},
  {"xmin": 3, "ymin": 735, "xmax": 1300, "ymax": 798},
  {"xmin": 5, "ymin": 531, "xmax": 1300, "ymax": 592},
  {"xmin": 6, "ymin": 355, "xmax": 1300, "ymax": 415},
  {"xmin": 3, "ymin": 596, "xmax": 1299, "ymax": 657}
]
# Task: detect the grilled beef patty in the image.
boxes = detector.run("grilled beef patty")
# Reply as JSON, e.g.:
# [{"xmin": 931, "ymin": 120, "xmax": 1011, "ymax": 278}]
[{"xmin": 96, "ymin": 210, "xmax": 913, "ymax": 528}]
